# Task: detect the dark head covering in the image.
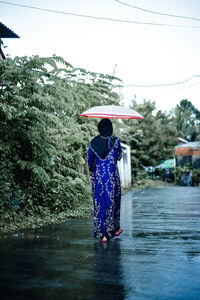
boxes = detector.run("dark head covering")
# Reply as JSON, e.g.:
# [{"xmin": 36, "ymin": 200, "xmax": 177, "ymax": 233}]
[
  {"xmin": 90, "ymin": 118, "xmax": 117, "ymax": 159},
  {"xmin": 98, "ymin": 118, "xmax": 113, "ymax": 137}
]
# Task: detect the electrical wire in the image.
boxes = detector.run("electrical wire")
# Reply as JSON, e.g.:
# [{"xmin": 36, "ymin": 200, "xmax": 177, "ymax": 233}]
[
  {"xmin": 123, "ymin": 75, "xmax": 200, "ymax": 88},
  {"xmin": 1, "ymin": 2, "xmax": 200, "ymax": 90},
  {"xmin": 1, "ymin": 0, "xmax": 200, "ymax": 28},
  {"xmin": 156, "ymin": 81, "xmax": 200, "ymax": 97},
  {"xmin": 115, "ymin": 0, "xmax": 200, "ymax": 22}
]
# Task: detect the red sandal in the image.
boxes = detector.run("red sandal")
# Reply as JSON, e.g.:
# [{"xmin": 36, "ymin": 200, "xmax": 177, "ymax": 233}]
[
  {"xmin": 115, "ymin": 229, "xmax": 123, "ymax": 237},
  {"xmin": 101, "ymin": 237, "xmax": 108, "ymax": 243}
]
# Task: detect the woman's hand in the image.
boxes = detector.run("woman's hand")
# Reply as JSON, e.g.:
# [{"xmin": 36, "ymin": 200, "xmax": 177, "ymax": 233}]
[{"xmin": 89, "ymin": 173, "xmax": 92, "ymax": 184}]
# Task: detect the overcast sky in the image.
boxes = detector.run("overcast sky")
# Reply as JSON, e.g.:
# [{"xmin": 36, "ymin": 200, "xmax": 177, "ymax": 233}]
[{"xmin": 1, "ymin": 0, "xmax": 200, "ymax": 112}]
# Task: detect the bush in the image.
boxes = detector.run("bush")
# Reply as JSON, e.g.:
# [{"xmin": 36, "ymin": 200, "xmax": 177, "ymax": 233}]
[{"xmin": 0, "ymin": 55, "xmax": 121, "ymax": 232}]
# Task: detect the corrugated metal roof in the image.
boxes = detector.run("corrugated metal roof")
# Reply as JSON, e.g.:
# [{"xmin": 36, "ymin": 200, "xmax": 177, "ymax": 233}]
[
  {"xmin": 0, "ymin": 22, "xmax": 19, "ymax": 38},
  {"xmin": 176, "ymin": 141, "xmax": 200, "ymax": 148}
]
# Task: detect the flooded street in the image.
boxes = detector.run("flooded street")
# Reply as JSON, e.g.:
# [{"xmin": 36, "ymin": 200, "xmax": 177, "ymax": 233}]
[{"xmin": 1, "ymin": 186, "xmax": 200, "ymax": 299}]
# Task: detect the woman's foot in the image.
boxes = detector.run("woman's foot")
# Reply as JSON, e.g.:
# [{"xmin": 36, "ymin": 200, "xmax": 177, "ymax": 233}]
[
  {"xmin": 115, "ymin": 228, "xmax": 123, "ymax": 236},
  {"xmin": 101, "ymin": 236, "xmax": 108, "ymax": 243}
]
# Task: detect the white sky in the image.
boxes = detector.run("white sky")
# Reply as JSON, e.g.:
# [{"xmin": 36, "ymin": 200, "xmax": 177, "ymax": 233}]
[{"xmin": 1, "ymin": 0, "xmax": 200, "ymax": 112}]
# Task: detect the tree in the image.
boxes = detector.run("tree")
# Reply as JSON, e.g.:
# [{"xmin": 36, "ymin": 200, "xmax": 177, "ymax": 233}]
[
  {"xmin": 170, "ymin": 99, "xmax": 200, "ymax": 142},
  {"xmin": 126, "ymin": 100, "xmax": 177, "ymax": 169},
  {"xmin": 0, "ymin": 55, "xmax": 121, "ymax": 224}
]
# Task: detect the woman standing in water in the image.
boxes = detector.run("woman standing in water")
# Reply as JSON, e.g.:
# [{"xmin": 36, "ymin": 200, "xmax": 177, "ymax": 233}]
[{"xmin": 88, "ymin": 118, "xmax": 123, "ymax": 243}]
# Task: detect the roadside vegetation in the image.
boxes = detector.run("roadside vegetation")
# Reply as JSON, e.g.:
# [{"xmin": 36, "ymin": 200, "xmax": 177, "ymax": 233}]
[{"xmin": 0, "ymin": 55, "xmax": 200, "ymax": 233}]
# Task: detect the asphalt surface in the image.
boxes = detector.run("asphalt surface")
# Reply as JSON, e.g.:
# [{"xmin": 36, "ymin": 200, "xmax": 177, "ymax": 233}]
[{"xmin": 0, "ymin": 186, "xmax": 200, "ymax": 299}]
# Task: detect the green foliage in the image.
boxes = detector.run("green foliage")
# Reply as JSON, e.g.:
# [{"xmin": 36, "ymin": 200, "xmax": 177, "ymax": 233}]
[
  {"xmin": 125, "ymin": 100, "xmax": 177, "ymax": 169},
  {"xmin": 173, "ymin": 161, "xmax": 191, "ymax": 185},
  {"xmin": 1, "ymin": 55, "xmax": 199, "ymax": 233},
  {"xmin": 170, "ymin": 99, "xmax": 200, "ymax": 142},
  {"xmin": 124, "ymin": 98, "xmax": 199, "ymax": 178},
  {"xmin": 173, "ymin": 162, "xmax": 200, "ymax": 186},
  {"xmin": 0, "ymin": 55, "xmax": 121, "ymax": 232},
  {"xmin": 192, "ymin": 169, "xmax": 200, "ymax": 186}
]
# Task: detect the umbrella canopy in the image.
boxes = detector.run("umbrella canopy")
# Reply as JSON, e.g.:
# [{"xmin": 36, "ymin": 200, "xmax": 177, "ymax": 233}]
[{"xmin": 80, "ymin": 105, "xmax": 144, "ymax": 119}]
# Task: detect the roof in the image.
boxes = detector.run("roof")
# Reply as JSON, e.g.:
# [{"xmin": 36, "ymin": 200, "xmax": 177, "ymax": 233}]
[
  {"xmin": 156, "ymin": 159, "xmax": 175, "ymax": 169},
  {"xmin": 0, "ymin": 22, "xmax": 19, "ymax": 38},
  {"xmin": 176, "ymin": 141, "xmax": 200, "ymax": 149}
]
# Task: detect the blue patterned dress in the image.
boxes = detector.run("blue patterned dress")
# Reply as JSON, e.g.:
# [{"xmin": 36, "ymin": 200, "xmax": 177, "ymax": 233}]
[{"xmin": 88, "ymin": 138, "xmax": 122, "ymax": 239}]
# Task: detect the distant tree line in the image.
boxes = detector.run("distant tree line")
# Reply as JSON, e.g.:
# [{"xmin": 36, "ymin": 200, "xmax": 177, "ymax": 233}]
[{"xmin": 124, "ymin": 98, "xmax": 200, "ymax": 170}]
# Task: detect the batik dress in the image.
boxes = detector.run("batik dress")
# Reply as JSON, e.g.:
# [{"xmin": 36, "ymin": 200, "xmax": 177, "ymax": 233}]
[{"xmin": 88, "ymin": 137, "xmax": 122, "ymax": 239}]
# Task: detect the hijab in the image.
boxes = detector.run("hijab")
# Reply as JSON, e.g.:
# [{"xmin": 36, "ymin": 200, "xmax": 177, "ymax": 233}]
[{"xmin": 90, "ymin": 118, "xmax": 117, "ymax": 159}]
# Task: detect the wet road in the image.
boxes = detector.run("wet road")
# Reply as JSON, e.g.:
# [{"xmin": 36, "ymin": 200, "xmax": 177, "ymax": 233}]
[{"xmin": 0, "ymin": 186, "xmax": 200, "ymax": 299}]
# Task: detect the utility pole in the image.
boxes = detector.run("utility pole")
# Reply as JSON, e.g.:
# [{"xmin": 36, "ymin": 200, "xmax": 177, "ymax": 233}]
[{"xmin": 112, "ymin": 64, "xmax": 117, "ymax": 77}]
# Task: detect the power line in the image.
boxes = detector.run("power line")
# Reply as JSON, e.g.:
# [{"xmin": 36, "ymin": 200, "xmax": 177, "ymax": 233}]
[
  {"xmin": 123, "ymin": 75, "xmax": 200, "ymax": 88},
  {"xmin": 1, "ymin": 0, "xmax": 200, "ymax": 28},
  {"xmin": 157, "ymin": 81, "xmax": 200, "ymax": 97},
  {"xmin": 115, "ymin": 0, "xmax": 200, "ymax": 22},
  {"xmin": 142, "ymin": 81, "xmax": 200, "ymax": 101}
]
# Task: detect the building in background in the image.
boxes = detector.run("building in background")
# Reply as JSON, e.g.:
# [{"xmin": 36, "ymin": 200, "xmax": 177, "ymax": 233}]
[
  {"xmin": 175, "ymin": 141, "xmax": 200, "ymax": 169},
  {"xmin": 175, "ymin": 141, "xmax": 200, "ymax": 186},
  {"xmin": 0, "ymin": 22, "xmax": 19, "ymax": 60}
]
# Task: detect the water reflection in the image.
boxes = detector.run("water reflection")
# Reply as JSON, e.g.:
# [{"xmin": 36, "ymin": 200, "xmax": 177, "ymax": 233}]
[
  {"xmin": 120, "ymin": 187, "xmax": 200, "ymax": 299},
  {"xmin": 1, "ymin": 187, "xmax": 200, "ymax": 299},
  {"xmin": 94, "ymin": 239, "xmax": 124, "ymax": 300}
]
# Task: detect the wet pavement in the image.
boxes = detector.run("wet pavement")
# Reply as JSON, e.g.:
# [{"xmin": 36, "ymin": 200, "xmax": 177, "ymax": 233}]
[{"xmin": 0, "ymin": 186, "xmax": 200, "ymax": 300}]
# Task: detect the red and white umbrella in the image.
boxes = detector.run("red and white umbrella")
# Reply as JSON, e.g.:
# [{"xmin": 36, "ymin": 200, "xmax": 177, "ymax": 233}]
[{"xmin": 80, "ymin": 105, "xmax": 144, "ymax": 119}]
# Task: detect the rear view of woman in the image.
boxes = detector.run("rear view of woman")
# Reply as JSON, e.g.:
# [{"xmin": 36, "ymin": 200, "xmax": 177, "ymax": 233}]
[{"xmin": 88, "ymin": 118, "xmax": 123, "ymax": 243}]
